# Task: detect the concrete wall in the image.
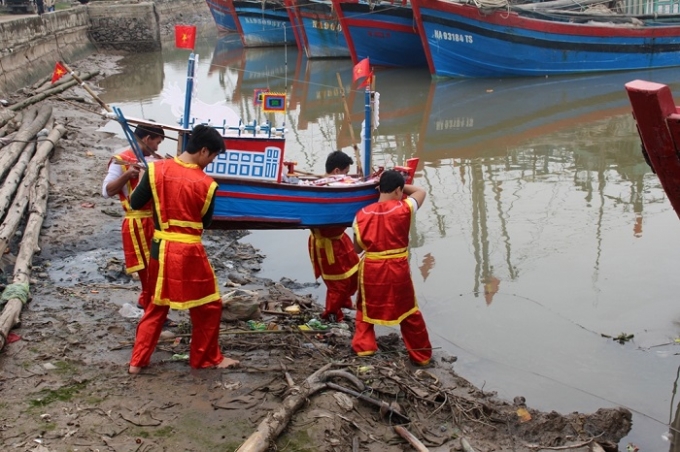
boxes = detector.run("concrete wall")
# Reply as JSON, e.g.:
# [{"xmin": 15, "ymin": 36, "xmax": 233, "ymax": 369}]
[{"xmin": 0, "ymin": 0, "xmax": 213, "ymax": 96}]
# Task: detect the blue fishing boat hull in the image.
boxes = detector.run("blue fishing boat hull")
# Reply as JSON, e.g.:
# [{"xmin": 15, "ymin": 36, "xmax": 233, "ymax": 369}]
[
  {"xmin": 205, "ymin": 0, "xmax": 238, "ymax": 32},
  {"xmin": 333, "ymin": 0, "xmax": 427, "ymax": 67},
  {"xmin": 232, "ymin": 0, "xmax": 296, "ymax": 47},
  {"xmin": 295, "ymin": 0, "xmax": 350, "ymax": 58},
  {"xmin": 211, "ymin": 179, "xmax": 379, "ymax": 229},
  {"xmin": 412, "ymin": 0, "xmax": 680, "ymax": 77}
]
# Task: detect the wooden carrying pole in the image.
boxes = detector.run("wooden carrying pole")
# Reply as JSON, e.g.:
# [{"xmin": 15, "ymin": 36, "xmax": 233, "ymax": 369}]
[
  {"xmin": 336, "ymin": 73, "xmax": 363, "ymax": 178},
  {"xmin": 60, "ymin": 62, "xmax": 112, "ymax": 113}
]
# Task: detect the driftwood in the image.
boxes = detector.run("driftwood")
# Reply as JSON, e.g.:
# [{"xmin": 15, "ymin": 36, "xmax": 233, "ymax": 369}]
[
  {"xmin": 0, "ymin": 163, "xmax": 49, "ymax": 351},
  {"xmin": 394, "ymin": 426, "xmax": 429, "ymax": 452},
  {"xmin": 237, "ymin": 365, "xmax": 366, "ymax": 452},
  {"xmin": 326, "ymin": 381, "xmax": 410, "ymax": 422},
  {"xmin": 0, "ymin": 132, "xmax": 18, "ymax": 148},
  {"xmin": 0, "ymin": 106, "xmax": 50, "ymax": 183},
  {"xmin": 0, "ymin": 125, "xmax": 65, "ymax": 256},
  {"xmin": 8, "ymin": 71, "xmax": 99, "ymax": 112}
]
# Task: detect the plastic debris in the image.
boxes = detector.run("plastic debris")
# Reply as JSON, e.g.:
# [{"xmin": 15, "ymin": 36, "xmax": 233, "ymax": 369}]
[
  {"xmin": 119, "ymin": 302, "xmax": 144, "ymax": 319},
  {"xmin": 246, "ymin": 320, "xmax": 267, "ymax": 331},
  {"xmin": 171, "ymin": 354, "xmax": 189, "ymax": 361}
]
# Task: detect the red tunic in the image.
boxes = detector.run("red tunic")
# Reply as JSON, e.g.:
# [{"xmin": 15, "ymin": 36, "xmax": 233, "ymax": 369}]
[
  {"xmin": 308, "ymin": 227, "xmax": 359, "ymax": 320},
  {"xmin": 110, "ymin": 149, "xmax": 154, "ymax": 274},
  {"xmin": 148, "ymin": 157, "xmax": 220, "ymax": 310},
  {"xmin": 353, "ymin": 198, "xmax": 419, "ymax": 325}
]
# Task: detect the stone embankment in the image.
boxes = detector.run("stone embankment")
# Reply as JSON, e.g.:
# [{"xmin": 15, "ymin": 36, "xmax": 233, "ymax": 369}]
[{"xmin": 0, "ymin": 0, "xmax": 213, "ymax": 96}]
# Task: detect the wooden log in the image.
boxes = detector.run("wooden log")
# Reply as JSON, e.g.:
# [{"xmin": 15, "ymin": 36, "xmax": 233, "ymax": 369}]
[
  {"xmin": 0, "ymin": 107, "xmax": 15, "ymax": 131},
  {"xmin": 0, "ymin": 142, "xmax": 37, "ymax": 218},
  {"xmin": 0, "ymin": 162, "xmax": 49, "ymax": 351},
  {"xmin": 394, "ymin": 426, "xmax": 429, "ymax": 452},
  {"xmin": 0, "ymin": 106, "xmax": 50, "ymax": 183},
  {"xmin": 8, "ymin": 71, "xmax": 100, "ymax": 112},
  {"xmin": 0, "ymin": 125, "xmax": 65, "ymax": 256},
  {"xmin": 0, "ymin": 132, "xmax": 18, "ymax": 148}
]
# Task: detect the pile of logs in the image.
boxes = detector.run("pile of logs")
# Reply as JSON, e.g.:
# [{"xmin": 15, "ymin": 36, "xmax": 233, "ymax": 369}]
[{"xmin": 0, "ymin": 104, "xmax": 67, "ymax": 351}]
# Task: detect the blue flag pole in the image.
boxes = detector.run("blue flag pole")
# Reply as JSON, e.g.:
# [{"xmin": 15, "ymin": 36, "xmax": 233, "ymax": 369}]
[
  {"xmin": 363, "ymin": 85, "xmax": 371, "ymax": 177},
  {"xmin": 181, "ymin": 53, "xmax": 196, "ymax": 150}
]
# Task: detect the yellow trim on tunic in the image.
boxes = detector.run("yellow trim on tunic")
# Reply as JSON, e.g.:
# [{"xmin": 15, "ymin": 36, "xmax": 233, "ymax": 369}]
[
  {"xmin": 168, "ymin": 219, "xmax": 203, "ymax": 229},
  {"xmin": 359, "ymin": 247, "xmax": 418, "ymax": 326},
  {"xmin": 173, "ymin": 156, "xmax": 199, "ymax": 169},
  {"xmin": 201, "ymin": 181, "xmax": 217, "ymax": 218},
  {"xmin": 311, "ymin": 229, "xmax": 343, "ymax": 265},
  {"xmin": 153, "ymin": 230, "xmax": 202, "ymax": 244},
  {"xmin": 153, "ymin": 239, "xmax": 221, "ymax": 309},
  {"xmin": 352, "ymin": 221, "xmax": 367, "ymax": 252},
  {"xmin": 148, "ymin": 163, "xmax": 167, "ymax": 229}
]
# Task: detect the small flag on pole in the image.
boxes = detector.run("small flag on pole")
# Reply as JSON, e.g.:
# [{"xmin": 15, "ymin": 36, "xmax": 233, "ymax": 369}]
[
  {"xmin": 175, "ymin": 25, "xmax": 197, "ymax": 50},
  {"xmin": 253, "ymin": 88, "xmax": 270, "ymax": 105},
  {"xmin": 352, "ymin": 57, "xmax": 370, "ymax": 85},
  {"xmin": 262, "ymin": 93, "xmax": 286, "ymax": 113},
  {"xmin": 51, "ymin": 61, "xmax": 68, "ymax": 84}
]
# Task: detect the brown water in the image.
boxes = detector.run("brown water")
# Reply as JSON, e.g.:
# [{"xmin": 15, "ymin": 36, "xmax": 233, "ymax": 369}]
[{"xmin": 99, "ymin": 33, "xmax": 680, "ymax": 450}]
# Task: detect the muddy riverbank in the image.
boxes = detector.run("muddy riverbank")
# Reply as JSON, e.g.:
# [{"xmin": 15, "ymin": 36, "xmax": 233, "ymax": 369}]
[{"xmin": 0, "ymin": 53, "xmax": 636, "ymax": 452}]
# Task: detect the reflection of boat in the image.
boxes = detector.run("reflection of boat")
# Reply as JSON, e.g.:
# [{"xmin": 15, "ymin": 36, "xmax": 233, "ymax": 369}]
[
  {"xmin": 341, "ymin": 68, "xmax": 430, "ymax": 155},
  {"xmin": 626, "ymin": 79, "xmax": 680, "ymax": 220},
  {"xmin": 285, "ymin": 0, "xmax": 350, "ymax": 58},
  {"xmin": 420, "ymin": 68, "xmax": 680, "ymax": 159},
  {"xmin": 205, "ymin": 0, "xmax": 238, "ymax": 33},
  {"xmin": 331, "ymin": 0, "xmax": 427, "ymax": 67},
  {"xmin": 290, "ymin": 58, "xmax": 352, "ymax": 130},
  {"xmin": 231, "ymin": 0, "xmax": 296, "ymax": 47},
  {"xmin": 411, "ymin": 0, "xmax": 680, "ymax": 77}
]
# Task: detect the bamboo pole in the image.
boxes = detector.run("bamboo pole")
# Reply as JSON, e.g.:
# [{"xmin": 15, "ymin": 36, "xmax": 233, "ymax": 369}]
[
  {"xmin": 60, "ymin": 63, "xmax": 111, "ymax": 112},
  {"xmin": 336, "ymin": 72, "xmax": 363, "ymax": 178},
  {"xmin": 0, "ymin": 162, "xmax": 49, "ymax": 351}
]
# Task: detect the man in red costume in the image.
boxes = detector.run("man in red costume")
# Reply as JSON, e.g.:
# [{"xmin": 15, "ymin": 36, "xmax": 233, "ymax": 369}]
[
  {"xmin": 128, "ymin": 125, "xmax": 239, "ymax": 373},
  {"xmin": 308, "ymin": 151, "xmax": 359, "ymax": 322},
  {"xmin": 102, "ymin": 124, "xmax": 165, "ymax": 310},
  {"xmin": 352, "ymin": 170, "xmax": 432, "ymax": 365}
]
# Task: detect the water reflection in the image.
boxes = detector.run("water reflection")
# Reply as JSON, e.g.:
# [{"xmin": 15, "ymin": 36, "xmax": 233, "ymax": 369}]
[{"xmin": 99, "ymin": 52, "xmax": 165, "ymax": 103}]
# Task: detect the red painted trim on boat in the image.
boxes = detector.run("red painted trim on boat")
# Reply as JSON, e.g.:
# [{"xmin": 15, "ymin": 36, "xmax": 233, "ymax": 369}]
[{"xmin": 216, "ymin": 190, "xmax": 378, "ymax": 203}]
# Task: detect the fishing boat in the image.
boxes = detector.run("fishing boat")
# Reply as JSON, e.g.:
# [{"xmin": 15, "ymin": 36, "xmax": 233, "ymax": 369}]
[
  {"xmin": 626, "ymin": 79, "xmax": 680, "ymax": 219},
  {"xmin": 229, "ymin": 0, "xmax": 296, "ymax": 47},
  {"xmin": 114, "ymin": 53, "xmax": 418, "ymax": 230},
  {"xmin": 331, "ymin": 0, "xmax": 427, "ymax": 67},
  {"xmin": 411, "ymin": 0, "xmax": 680, "ymax": 78},
  {"xmin": 285, "ymin": 0, "xmax": 350, "ymax": 59},
  {"xmin": 205, "ymin": 0, "xmax": 238, "ymax": 33}
]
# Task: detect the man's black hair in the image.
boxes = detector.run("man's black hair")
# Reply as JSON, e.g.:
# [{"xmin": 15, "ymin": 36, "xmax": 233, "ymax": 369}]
[
  {"xmin": 185, "ymin": 124, "xmax": 225, "ymax": 155},
  {"xmin": 379, "ymin": 170, "xmax": 405, "ymax": 194},
  {"xmin": 134, "ymin": 122, "xmax": 165, "ymax": 140},
  {"xmin": 325, "ymin": 150, "xmax": 353, "ymax": 174}
]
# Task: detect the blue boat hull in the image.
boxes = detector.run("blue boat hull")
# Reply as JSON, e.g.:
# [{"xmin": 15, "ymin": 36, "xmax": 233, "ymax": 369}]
[
  {"xmin": 233, "ymin": 0, "xmax": 296, "ymax": 47},
  {"xmin": 212, "ymin": 179, "xmax": 379, "ymax": 229},
  {"xmin": 299, "ymin": 0, "xmax": 350, "ymax": 58},
  {"xmin": 412, "ymin": 0, "xmax": 680, "ymax": 77},
  {"xmin": 333, "ymin": 0, "xmax": 427, "ymax": 67},
  {"xmin": 205, "ymin": 0, "xmax": 237, "ymax": 32}
]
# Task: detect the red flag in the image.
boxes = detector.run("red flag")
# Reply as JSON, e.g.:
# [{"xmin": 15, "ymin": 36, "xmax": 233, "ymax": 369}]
[
  {"xmin": 51, "ymin": 61, "xmax": 68, "ymax": 84},
  {"xmin": 352, "ymin": 58, "xmax": 370, "ymax": 83},
  {"xmin": 358, "ymin": 70, "xmax": 373, "ymax": 89},
  {"xmin": 175, "ymin": 25, "xmax": 197, "ymax": 50}
]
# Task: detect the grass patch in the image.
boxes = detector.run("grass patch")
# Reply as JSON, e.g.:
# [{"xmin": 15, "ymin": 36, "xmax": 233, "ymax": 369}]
[{"xmin": 29, "ymin": 381, "xmax": 88, "ymax": 408}]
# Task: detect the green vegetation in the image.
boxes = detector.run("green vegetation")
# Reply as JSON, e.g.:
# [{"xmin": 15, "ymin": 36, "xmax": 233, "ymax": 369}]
[{"xmin": 29, "ymin": 381, "xmax": 88, "ymax": 408}]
